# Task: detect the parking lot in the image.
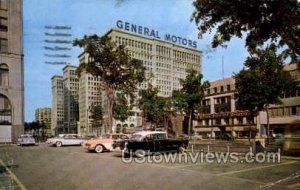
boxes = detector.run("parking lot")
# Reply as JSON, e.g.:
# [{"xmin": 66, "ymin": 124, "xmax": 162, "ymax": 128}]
[{"xmin": 0, "ymin": 144, "xmax": 299, "ymax": 190}]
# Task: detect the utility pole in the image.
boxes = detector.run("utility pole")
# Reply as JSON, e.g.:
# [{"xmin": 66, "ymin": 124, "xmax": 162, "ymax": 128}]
[{"xmin": 222, "ymin": 56, "xmax": 224, "ymax": 79}]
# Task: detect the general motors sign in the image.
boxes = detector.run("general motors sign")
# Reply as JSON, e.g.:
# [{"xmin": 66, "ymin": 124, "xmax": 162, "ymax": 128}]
[{"xmin": 116, "ymin": 20, "xmax": 197, "ymax": 49}]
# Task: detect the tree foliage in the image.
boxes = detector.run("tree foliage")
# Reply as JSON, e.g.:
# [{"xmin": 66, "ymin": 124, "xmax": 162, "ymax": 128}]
[
  {"xmin": 191, "ymin": 0, "xmax": 300, "ymax": 62},
  {"xmin": 74, "ymin": 35, "xmax": 146, "ymax": 132},
  {"xmin": 113, "ymin": 93, "xmax": 130, "ymax": 123},
  {"xmin": 90, "ymin": 104, "xmax": 103, "ymax": 134},
  {"xmin": 172, "ymin": 69, "xmax": 210, "ymax": 135},
  {"xmin": 138, "ymin": 84, "xmax": 170, "ymax": 127},
  {"xmin": 235, "ymin": 45, "xmax": 297, "ymax": 117}
]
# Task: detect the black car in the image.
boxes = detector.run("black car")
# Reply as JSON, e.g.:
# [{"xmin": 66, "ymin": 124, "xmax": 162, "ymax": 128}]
[
  {"xmin": 121, "ymin": 131, "xmax": 189, "ymax": 157},
  {"xmin": 215, "ymin": 133, "xmax": 234, "ymax": 140}
]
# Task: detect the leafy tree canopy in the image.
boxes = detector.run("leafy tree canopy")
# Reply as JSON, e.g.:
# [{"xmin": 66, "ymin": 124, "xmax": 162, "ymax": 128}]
[
  {"xmin": 74, "ymin": 35, "xmax": 146, "ymax": 131},
  {"xmin": 235, "ymin": 44, "xmax": 297, "ymax": 115},
  {"xmin": 113, "ymin": 93, "xmax": 130, "ymax": 123},
  {"xmin": 172, "ymin": 69, "xmax": 210, "ymax": 113},
  {"xmin": 74, "ymin": 35, "xmax": 146, "ymax": 99},
  {"xmin": 90, "ymin": 104, "xmax": 103, "ymax": 125},
  {"xmin": 138, "ymin": 84, "xmax": 170, "ymax": 126},
  {"xmin": 172, "ymin": 69, "xmax": 210, "ymax": 135},
  {"xmin": 192, "ymin": 0, "xmax": 300, "ymax": 62}
]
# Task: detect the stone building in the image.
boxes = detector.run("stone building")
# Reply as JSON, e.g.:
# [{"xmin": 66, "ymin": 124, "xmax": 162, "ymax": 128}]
[{"xmin": 0, "ymin": 0, "xmax": 24, "ymax": 143}]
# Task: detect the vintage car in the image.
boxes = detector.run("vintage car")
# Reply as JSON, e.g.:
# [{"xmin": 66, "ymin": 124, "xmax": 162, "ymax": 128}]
[
  {"xmin": 121, "ymin": 131, "xmax": 189, "ymax": 157},
  {"xmin": 82, "ymin": 134, "xmax": 130, "ymax": 153},
  {"xmin": 17, "ymin": 134, "xmax": 36, "ymax": 146},
  {"xmin": 46, "ymin": 134, "xmax": 90, "ymax": 147}
]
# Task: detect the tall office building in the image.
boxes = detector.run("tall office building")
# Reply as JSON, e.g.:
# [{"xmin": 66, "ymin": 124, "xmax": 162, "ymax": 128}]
[
  {"xmin": 35, "ymin": 107, "xmax": 52, "ymax": 136},
  {"xmin": 107, "ymin": 29, "xmax": 201, "ymax": 97},
  {"xmin": 78, "ymin": 53, "xmax": 102, "ymax": 136},
  {"xmin": 78, "ymin": 27, "xmax": 202, "ymax": 132},
  {"xmin": 0, "ymin": 0, "xmax": 24, "ymax": 142},
  {"xmin": 62, "ymin": 65, "xmax": 79, "ymax": 133},
  {"xmin": 51, "ymin": 75, "xmax": 64, "ymax": 134}
]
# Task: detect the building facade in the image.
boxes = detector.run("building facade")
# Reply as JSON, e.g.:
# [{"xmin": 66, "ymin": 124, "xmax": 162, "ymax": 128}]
[
  {"xmin": 0, "ymin": 0, "xmax": 24, "ymax": 143},
  {"xmin": 264, "ymin": 64, "xmax": 300, "ymax": 134},
  {"xmin": 62, "ymin": 65, "xmax": 79, "ymax": 133},
  {"xmin": 194, "ymin": 64, "xmax": 300, "ymax": 138},
  {"xmin": 194, "ymin": 77, "xmax": 259, "ymax": 138},
  {"xmin": 35, "ymin": 107, "xmax": 52, "ymax": 136},
  {"xmin": 78, "ymin": 53, "xmax": 102, "ymax": 136},
  {"xmin": 51, "ymin": 75, "xmax": 64, "ymax": 135},
  {"xmin": 99, "ymin": 29, "xmax": 202, "ymax": 132}
]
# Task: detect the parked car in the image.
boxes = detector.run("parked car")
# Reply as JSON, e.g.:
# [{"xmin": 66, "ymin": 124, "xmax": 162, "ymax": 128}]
[
  {"xmin": 82, "ymin": 134, "xmax": 130, "ymax": 153},
  {"xmin": 17, "ymin": 134, "xmax": 36, "ymax": 146},
  {"xmin": 46, "ymin": 134, "xmax": 90, "ymax": 147},
  {"xmin": 121, "ymin": 131, "xmax": 189, "ymax": 157}
]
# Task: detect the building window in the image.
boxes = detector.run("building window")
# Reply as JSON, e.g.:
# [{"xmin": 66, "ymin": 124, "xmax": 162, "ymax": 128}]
[
  {"xmin": 0, "ymin": 94, "xmax": 11, "ymax": 125},
  {"xmin": 0, "ymin": 38, "xmax": 8, "ymax": 53},
  {"xmin": 291, "ymin": 106, "xmax": 297, "ymax": 115},
  {"xmin": 227, "ymin": 85, "xmax": 231, "ymax": 91},
  {"xmin": 214, "ymin": 87, "xmax": 217, "ymax": 93},
  {"xmin": 220, "ymin": 86, "xmax": 224, "ymax": 92},
  {"xmin": 0, "ymin": 63, "xmax": 8, "ymax": 86},
  {"xmin": 237, "ymin": 117, "xmax": 243, "ymax": 124},
  {"xmin": 0, "ymin": 17, "xmax": 7, "ymax": 32},
  {"xmin": 0, "ymin": 0, "xmax": 7, "ymax": 10}
]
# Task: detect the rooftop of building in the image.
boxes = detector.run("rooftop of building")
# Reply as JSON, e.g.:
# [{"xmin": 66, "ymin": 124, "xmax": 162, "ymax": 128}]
[
  {"xmin": 105, "ymin": 28, "xmax": 202, "ymax": 53},
  {"xmin": 51, "ymin": 75, "xmax": 63, "ymax": 80},
  {"xmin": 209, "ymin": 77, "xmax": 235, "ymax": 87},
  {"xmin": 63, "ymin": 65, "xmax": 78, "ymax": 71}
]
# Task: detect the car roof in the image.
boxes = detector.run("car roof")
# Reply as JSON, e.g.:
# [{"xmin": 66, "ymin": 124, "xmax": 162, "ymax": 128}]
[{"xmin": 133, "ymin": 131, "xmax": 167, "ymax": 137}]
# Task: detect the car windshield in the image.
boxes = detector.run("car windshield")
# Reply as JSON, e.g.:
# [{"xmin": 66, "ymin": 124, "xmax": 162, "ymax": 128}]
[{"xmin": 130, "ymin": 134, "xmax": 143, "ymax": 141}]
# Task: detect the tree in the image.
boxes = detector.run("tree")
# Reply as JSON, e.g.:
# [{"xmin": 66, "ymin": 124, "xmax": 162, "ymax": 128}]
[
  {"xmin": 172, "ymin": 69, "xmax": 210, "ymax": 137},
  {"xmin": 235, "ymin": 45, "xmax": 297, "ymax": 141},
  {"xmin": 90, "ymin": 104, "xmax": 103, "ymax": 136},
  {"xmin": 113, "ymin": 93, "xmax": 130, "ymax": 133},
  {"xmin": 191, "ymin": 0, "xmax": 300, "ymax": 63},
  {"xmin": 138, "ymin": 84, "xmax": 170, "ymax": 128},
  {"xmin": 74, "ymin": 35, "xmax": 146, "ymax": 133}
]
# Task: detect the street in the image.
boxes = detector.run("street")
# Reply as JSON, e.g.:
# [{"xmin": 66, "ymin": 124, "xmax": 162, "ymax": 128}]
[{"xmin": 0, "ymin": 144, "xmax": 299, "ymax": 190}]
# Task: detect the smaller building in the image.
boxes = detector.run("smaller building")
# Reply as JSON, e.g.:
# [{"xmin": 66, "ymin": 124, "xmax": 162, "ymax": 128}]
[
  {"xmin": 262, "ymin": 64, "xmax": 300, "ymax": 135},
  {"xmin": 35, "ymin": 108, "xmax": 52, "ymax": 136},
  {"xmin": 194, "ymin": 77, "xmax": 259, "ymax": 138}
]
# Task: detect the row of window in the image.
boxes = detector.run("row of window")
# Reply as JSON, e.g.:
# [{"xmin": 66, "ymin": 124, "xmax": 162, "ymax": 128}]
[
  {"xmin": 173, "ymin": 50, "xmax": 200, "ymax": 63},
  {"xmin": 207, "ymin": 84, "xmax": 232, "ymax": 95},
  {"xmin": 197, "ymin": 117, "xmax": 253, "ymax": 126},
  {"xmin": 269, "ymin": 106, "xmax": 300, "ymax": 117},
  {"xmin": 116, "ymin": 36, "xmax": 152, "ymax": 51}
]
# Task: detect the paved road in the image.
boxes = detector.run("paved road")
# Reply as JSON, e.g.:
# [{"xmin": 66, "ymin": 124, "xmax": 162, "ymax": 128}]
[{"xmin": 0, "ymin": 144, "xmax": 299, "ymax": 190}]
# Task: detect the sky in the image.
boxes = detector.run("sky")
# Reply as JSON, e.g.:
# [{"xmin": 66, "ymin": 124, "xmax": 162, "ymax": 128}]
[{"xmin": 24, "ymin": 0, "xmax": 248, "ymax": 122}]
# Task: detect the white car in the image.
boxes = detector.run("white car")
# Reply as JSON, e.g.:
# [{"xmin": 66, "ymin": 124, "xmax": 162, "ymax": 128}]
[
  {"xmin": 46, "ymin": 134, "xmax": 90, "ymax": 147},
  {"xmin": 17, "ymin": 134, "xmax": 35, "ymax": 146}
]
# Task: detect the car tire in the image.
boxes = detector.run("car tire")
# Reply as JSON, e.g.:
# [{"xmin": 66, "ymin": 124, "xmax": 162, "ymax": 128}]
[
  {"xmin": 95, "ymin": 145, "xmax": 104, "ymax": 153},
  {"xmin": 135, "ymin": 149, "xmax": 147, "ymax": 158},
  {"xmin": 56, "ymin": 141, "xmax": 62, "ymax": 147}
]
